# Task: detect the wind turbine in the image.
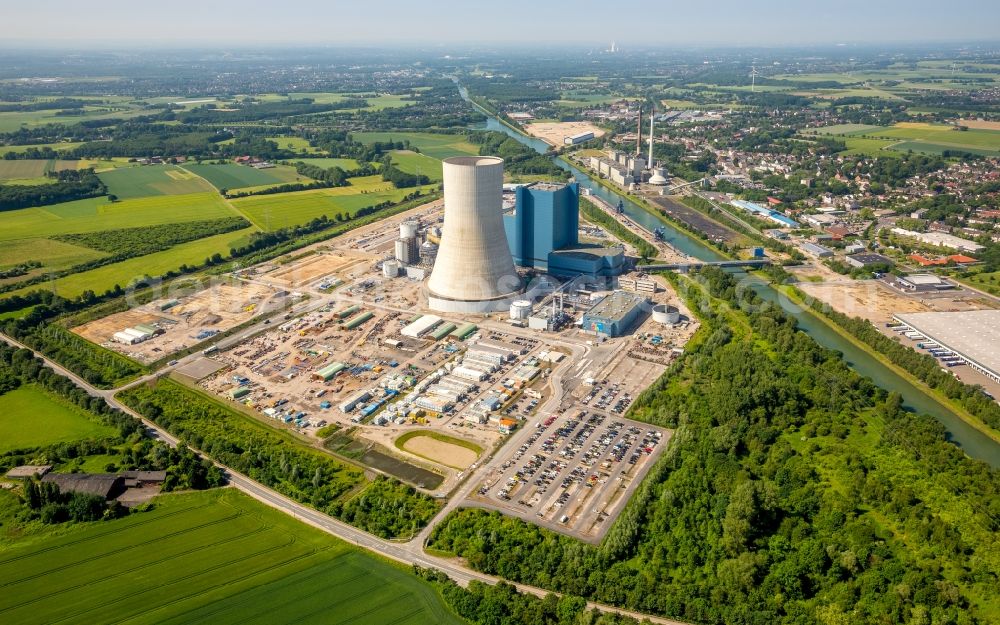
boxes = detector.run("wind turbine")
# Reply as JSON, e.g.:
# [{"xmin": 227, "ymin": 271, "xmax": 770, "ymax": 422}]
[{"xmin": 750, "ymin": 65, "xmax": 760, "ymax": 93}]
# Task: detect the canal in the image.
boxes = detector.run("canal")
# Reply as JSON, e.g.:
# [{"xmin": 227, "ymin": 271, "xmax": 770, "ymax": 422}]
[{"xmin": 461, "ymin": 84, "xmax": 1000, "ymax": 465}]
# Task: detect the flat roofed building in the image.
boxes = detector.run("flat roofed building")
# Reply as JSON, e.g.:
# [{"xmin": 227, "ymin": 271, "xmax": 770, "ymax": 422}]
[
  {"xmin": 800, "ymin": 242, "xmax": 834, "ymax": 258},
  {"xmin": 895, "ymin": 274, "xmax": 954, "ymax": 292},
  {"xmin": 6, "ymin": 465, "xmax": 52, "ymax": 479},
  {"xmin": 893, "ymin": 310, "xmax": 1000, "ymax": 383},
  {"xmin": 846, "ymin": 253, "xmax": 893, "ymax": 268},
  {"xmin": 581, "ymin": 290, "xmax": 648, "ymax": 337},
  {"xmin": 548, "ymin": 245, "xmax": 625, "ymax": 278}
]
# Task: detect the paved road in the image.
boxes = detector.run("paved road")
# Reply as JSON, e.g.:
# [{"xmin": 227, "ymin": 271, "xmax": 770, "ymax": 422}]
[{"xmin": 1, "ymin": 330, "xmax": 688, "ymax": 625}]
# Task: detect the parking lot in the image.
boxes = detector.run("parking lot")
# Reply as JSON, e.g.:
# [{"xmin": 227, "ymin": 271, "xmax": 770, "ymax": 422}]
[{"xmin": 470, "ymin": 405, "xmax": 669, "ymax": 542}]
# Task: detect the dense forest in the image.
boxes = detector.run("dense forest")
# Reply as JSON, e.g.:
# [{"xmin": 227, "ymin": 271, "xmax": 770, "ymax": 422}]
[{"xmin": 429, "ymin": 267, "xmax": 1000, "ymax": 625}]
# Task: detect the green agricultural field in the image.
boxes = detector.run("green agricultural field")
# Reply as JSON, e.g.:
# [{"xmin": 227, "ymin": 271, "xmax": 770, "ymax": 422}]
[
  {"xmin": 0, "ymin": 238, "xmax": 106, "ymax": 273},
  {"xmin": 352, "ymin": 131, "xmax": 479, "ymax": 160},
  {"xmin": 0, "ymin": 141, "xmax": 84, "ymax": 156},
  {"xmin": 807, "ymin": 124, "xmax": 884, "ymax": 136},
  {"xmin": 231, "ymin": 175, "xmax": 434, "ymax": 231},
  {"xmin": 265, "ymin": 136, "xmax": 324, "ymax": 154},
  {"xmin": 293, "ymin": 157, "xmax": 362, "ymax": 170},
  {"xmin": 851, "ymin": 123, "xmax": 1000, "ymax": 156},
  {"xmin": 98, "ymin": 165, "xmax": 215, "ymax": 199},
  {"xmin": 0, "ymin": 385, "xmax": 116, "ymax": 453},
  {"xmin": 0, "ymin": 105, "xmax": 149, "ymax": 133},
  {"xmin": 0, "ymin": 159, "xmax": 80, "ymax": 181},
  {"xmin": 389, "ymin": 149, "xmax": 443, "ymax": 181},
  {"xmin": 0, "ymin": 192, "xmax": 238, "ymax": 243},
  {"xmin": 841, "ymin": 137, "xmax": 903, "ymax": 157},
  {"xmin": 181, "ymin": 163, "xmax": 304, "ymax": 190},
  {"xmin": 0, "ymin": 489, "xmax": 464, "ymax": 625},
  {"xmin": 890, "ymin": 141, "xmax": 1000, "ymax": 157},
  {"xmin": 6, "ymin": 226, "xmax": 256, "ymax": 298}
]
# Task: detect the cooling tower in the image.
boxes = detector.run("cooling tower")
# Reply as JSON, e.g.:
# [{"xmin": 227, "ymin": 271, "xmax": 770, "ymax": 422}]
[{"xmin": 427, "ymin": 156, "xmax": 522, "ymax": 313}]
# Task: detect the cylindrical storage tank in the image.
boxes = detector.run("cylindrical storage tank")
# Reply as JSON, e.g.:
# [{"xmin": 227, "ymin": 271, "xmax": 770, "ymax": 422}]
[
  {"xmin": 383, "ymin": 260, "xmax": 399, "ymax": 278},
  {"xmin": 427, "ymin": 156, "xmax": 522, "ymax": 312},
  {"xmin": 652, "ymin": 304, "xmax": 680, "ymax": 324},
  {"xmin": 400, "ymin": 220, "xmax": 419, "ymax": 239},
  {"xmin": 510, "ymin": 300, "xmax": 532, "ymax": 320},
  {"xmin": 648, "ymin": 168, "xmax": 668, "ymax": 186},
  {"xmin": 420, "ymin": 240, "xmax": 438, "ymax": 261}
]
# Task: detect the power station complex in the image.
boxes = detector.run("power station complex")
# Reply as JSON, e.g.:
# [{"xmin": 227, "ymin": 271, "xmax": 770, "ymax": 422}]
[{"xmin": 426, "ymin": 156, "xmax": 625, "ymax": 314}]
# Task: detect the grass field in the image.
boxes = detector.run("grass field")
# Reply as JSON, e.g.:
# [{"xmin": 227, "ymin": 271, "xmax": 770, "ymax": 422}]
[
  {"xmin": 0, "ymin": 489, "xmax": 464, "ymax": 625},
  {"xmin": 0, "ymin": 238, "xmax": 106, "ymax": 272},
  {"xmin": 0, "ymin": 385, "xmax": 116, "ymax": 453},
  {"xmin": 181, "ymin": 163, "xmax": 304, "ymax": 190},
  {"xmin": 351, "ymin": 132, "xmax": 479, "ymax": 160},
  {"xmin": 389, "ymin": 150, "xmax": 443, "ymax": 181},
  {"xmin": 6, "ymin": 226, "xmax": 256, "ymax": 298},
  {"xmin": 265, "ymin": 136, "xmax": 324, "ymax": 154},
  {"xmin": 0, "ymin": 159, "xmax": 81, "ymax": 181},
  {"xmin": 293, "ymin": 157, "xmax": 362, "ymax": 170},
  {"xmin": 0, "ymin": 105, "xmax": 150, "ymax": 133},
  {"xmin": 807, "ymin": 124, "xmax": 884, "ymax": 136},
  {"xmin": 98, "ymin": 165, "xmax": 214, "ymax": 199},
  {"xmin": 0, "ymin": 192, "xmax": 238, "ymax": 243},
  {"xmin": 0, "ymin": 141, "xmax": 84, "ymax": 156},
  {"xmin": 231, "ymin": 175, "xmax": 434, "ymax": 231},
  {"xmin": 842, "ymin": 137, "xmax": 903, "ymax": 157}
]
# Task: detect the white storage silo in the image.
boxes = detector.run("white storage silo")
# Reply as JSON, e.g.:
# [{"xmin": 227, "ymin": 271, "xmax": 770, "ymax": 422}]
[
  {"xmin": 510, "ymin": 300, "xmax": 532, "ymax": 320},
  {"xmin": 400, "ymin": 220, "xmax": 419, "ymax": 239}
]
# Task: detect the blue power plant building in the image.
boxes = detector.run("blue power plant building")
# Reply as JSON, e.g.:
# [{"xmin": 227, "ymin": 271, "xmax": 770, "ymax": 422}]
[{"xmin": 503, "ymin": 182, "xmax": 624, "ymax": 277}]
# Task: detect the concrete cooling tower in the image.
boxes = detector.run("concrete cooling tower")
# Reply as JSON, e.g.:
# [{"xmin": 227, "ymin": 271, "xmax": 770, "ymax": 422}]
[{"xmin": 427, "ymin": 156, "xmax": 522, "ymax": 313}]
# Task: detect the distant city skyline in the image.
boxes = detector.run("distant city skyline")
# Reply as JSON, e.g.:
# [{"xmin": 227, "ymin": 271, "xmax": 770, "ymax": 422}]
[{"xmin": 3, "ymin": 0, "xmax": 999, "ymax": 47}]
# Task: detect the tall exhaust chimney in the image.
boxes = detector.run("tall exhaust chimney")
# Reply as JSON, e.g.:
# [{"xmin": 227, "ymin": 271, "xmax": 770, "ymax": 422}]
[
  {"xmin": 648, "ymin": 105, "xmax": 655, "ymax": 167},
  {"xmin": 636, "ymin": 106, "xmax": 642, "ymax": 157}
]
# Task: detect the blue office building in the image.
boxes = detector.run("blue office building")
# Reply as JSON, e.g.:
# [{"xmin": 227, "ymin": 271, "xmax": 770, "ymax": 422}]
[{"xmin": 504, "ymin": 182, "xmax": 580, "ymax": 271}]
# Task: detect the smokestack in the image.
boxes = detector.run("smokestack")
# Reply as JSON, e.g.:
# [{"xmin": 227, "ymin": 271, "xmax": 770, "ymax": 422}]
[
  {"xmin": 648, "ymin": 105, "xmax": 655, "ymax": 167},
  {"xmin": 636, "ymin": 106, "xmax": 642, "ymax": 157}
]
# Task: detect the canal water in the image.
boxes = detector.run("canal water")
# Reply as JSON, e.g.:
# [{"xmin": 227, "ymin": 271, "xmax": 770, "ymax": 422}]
[{"xmin": 461, "ymin": 85, "xmax": 1000, "ymax": 465}]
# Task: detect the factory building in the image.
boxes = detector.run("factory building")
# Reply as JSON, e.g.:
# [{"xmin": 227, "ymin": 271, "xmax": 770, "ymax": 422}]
[
  {"xmin": 588, "ymin": 156, "xmax": 634, "ymax": 186},
  {"xmin": 581, "ymin": 290, "xmax": 649, "ymax": 337},
  {"xmin": 503, "ymin": 181, "xmax": 624, "ymax": 278},
  {"xmin": 401, "ymin": 314, "xmax": 442, "ymax": 338},
  {"xmin": 894, "ymin": 310, "xmax": 1000, "ymax": 384},
  {"xmin": 548, "ymin": 246, "xmax": 625, "ymax": 277},
  {"xmin": 800, "ymin": 242, "xmax": 834, "ymax": 258},
  {"xmin": 427, "ymin": 157, "xmax": 523, "ymax": 312},
  {"xmin": 564, "ymin": 131, "xmax": 595, "ymax": 145},
  {"xmin": 394, "ymin": 238, "xmax": 420, "ymax": 265},
  {"xmin": 504, "ymin": 182, "xmax": 579, "ymax": 271},
  {"xmin": 894, "ymin": 274, "xmax": 955, "ymax": 292}
]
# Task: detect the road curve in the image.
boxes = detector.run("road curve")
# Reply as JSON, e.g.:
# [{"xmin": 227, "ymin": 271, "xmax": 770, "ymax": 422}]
[{"xmin": 0, "ymin": 331, "xmax": 688, "ymax": 625}]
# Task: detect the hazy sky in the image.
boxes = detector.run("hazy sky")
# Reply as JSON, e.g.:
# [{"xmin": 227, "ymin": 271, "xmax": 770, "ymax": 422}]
[{"xmin": 3, "ymin": 0, "xmax": 997, "ymax": 47}]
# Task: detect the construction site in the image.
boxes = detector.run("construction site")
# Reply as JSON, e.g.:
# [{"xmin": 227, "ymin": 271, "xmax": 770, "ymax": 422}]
[
  {"xmin": 75, "ymin": 155, "xmax": 700, "ymax": 531},
  {"xmin": 72, "ymin": 281, "xmax": 287, "ymax": 364}
]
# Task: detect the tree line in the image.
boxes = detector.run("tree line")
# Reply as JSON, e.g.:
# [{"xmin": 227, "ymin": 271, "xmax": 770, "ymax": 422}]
[
  {"xmin": 428, "ymin": 267, "xmax": 1000, "ymax": 625},
  {"xmin": 119, "ymin": 379, "xmax": 440, "ymax": 539},
  {"xmin": 0, "ymin": 168, "xmax": 106, "ymax": 212}
]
